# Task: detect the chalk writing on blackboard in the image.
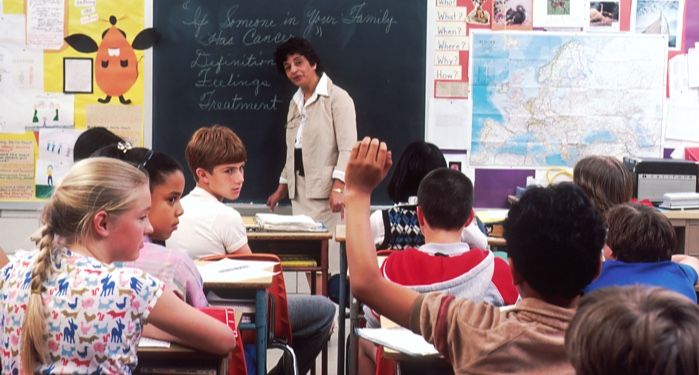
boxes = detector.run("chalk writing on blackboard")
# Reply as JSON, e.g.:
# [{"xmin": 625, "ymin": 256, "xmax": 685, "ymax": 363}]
[{"xmin": 177, "ymin": 2, "xmax": 398, "ymax": 113}]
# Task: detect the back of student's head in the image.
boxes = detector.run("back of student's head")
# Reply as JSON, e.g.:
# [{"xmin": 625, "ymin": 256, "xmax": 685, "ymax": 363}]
[
  {"xmin": 573, "ymin": 155, "xmax": 633, "ymax": 216},
  {"xmin": 22, "ymin": 158, "xmax": 148, "ymax": 370},
  {"xmin": 387, "ymin": 141, "xmax": 446, "ymax": 203},
  {"xmin": 416, "ymin": 168, "xmax": 473, "ymax": 231},
  {"xmin": 504, "ymin": 183, "xmax": 605, "ymax": 301},
  {"xmin": 273, "ymin": 36, "xmax": 324, "ymax": 76},
  {"xmin": 73, "ymin": 127, "xmax": 125, "ymax": 161},
  {"xmin": 566, "ymin": 286, "xmax": 699, "ymax": 375},
  {"xmin": 606, "ymin": 203, "xmax": 676, "ymax": 262},
  {"xmin": 92, "ymin": 143, "xmax": 183, "ymax": 192},
  {"xmin": 186, "ymin": 125, "xmax": 247, "ymax": 181}
]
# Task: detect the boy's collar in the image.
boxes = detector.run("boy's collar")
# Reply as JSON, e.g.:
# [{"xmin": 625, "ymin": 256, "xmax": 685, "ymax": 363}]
[{"xmin": 191, "ymin": 185, "xmax": 224, "ymax": 202}]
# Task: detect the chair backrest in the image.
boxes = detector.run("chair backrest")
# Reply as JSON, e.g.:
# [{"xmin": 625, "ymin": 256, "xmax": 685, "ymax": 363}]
[
  {"xmin": 199, "ymin": 253, "xmax": 293, "ymax": 344},
  {"xmin": 198, "ymin": 306, "xmax": 248, "ymax": 375}
]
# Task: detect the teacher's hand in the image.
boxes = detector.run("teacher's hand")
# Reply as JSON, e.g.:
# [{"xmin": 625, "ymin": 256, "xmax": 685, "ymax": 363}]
[
  {"xmin": 329, "ymin": 190, "xmax": 344, "ymax": 214},
  {"xmin": 266, "ymin": 184, "xmax": 288, "ymax": 212}
]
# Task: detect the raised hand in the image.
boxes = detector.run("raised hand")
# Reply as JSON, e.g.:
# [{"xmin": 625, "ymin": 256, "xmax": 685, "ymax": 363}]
[{"xmin": 345, "ymin": 137, "xmax": 392, "ymax": 197}]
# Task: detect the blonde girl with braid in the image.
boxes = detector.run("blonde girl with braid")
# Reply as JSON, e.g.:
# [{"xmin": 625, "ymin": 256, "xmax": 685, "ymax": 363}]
[{"xmin": 0, "ymin": 158, "xmax": 235, "ymax": 374}]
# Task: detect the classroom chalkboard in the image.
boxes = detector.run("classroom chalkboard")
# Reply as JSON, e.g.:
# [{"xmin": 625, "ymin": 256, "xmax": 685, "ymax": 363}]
[{"xmin": 153, "ymin": 0, "xmax": 426, "ymax": 204}]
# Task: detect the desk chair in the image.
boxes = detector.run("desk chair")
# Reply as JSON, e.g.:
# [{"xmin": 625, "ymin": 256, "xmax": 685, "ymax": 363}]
[{"xmin": 200, "ymin": 253, "xmax": 298, "ymax": 375}]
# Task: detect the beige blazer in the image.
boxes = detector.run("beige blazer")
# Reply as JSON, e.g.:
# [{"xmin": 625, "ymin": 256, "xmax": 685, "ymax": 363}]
[{"xmin": 281, "ymin": 77, "xmax": 357, "ymax": 199}]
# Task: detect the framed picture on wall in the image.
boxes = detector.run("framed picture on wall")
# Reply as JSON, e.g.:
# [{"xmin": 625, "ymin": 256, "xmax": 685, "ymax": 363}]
[
  {"xmin": 449, "ymin": 161, "xmax": 462, "ymax": 171},
  {"xmin": 63, "ymin": 57, "xmax": 93, "ymax": 94}
]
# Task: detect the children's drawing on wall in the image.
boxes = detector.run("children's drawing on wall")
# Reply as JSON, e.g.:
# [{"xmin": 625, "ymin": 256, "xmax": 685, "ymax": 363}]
[
  {"xmin": 63, "ymin": 15, "xmax": 158, "ymax": 104},
  {"xmin": 590, "ymin": 1, "xmax": 620, "ymax": 30},
  {"xmin": 35, "ymin": 129, "xmax": 80, "ymax": 198},
  {"xmin": 632, "ymin": 0, "xmax": 684, "ymax": 50},
  {"xmin": 468, "ymin": 0, "xmax": 492, "ymax": 25},
  {"xmin": 493, "ymin": 0, "xmax": 533, "ymax": 29},
  {"xmin": 548, "ymin": 0, "xmax": 571, "ymax": 15},
  {"xmin": 26, "ymin": 93, "xmax": 74, "ymax": 130}
]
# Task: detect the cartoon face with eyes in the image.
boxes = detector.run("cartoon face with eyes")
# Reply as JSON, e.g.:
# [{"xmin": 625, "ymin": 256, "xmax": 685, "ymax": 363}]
[{"xmin": 65, "ymin": 15, "xmax": 158, "ymax": 105}]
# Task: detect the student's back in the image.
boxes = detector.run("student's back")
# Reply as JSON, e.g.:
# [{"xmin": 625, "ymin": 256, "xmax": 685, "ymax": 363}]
[
  {"xmin": 585, "ymin": 203, "xmax": 699, "ymax": 302},
  {"xmin": 365, "ymin": 169, "xmax": 517, "ymax": 328}
]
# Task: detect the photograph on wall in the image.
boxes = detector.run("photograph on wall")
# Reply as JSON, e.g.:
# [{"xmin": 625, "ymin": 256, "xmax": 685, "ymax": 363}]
[
  {"xmin": 632, "ymin": 0, "xmax": 684, "ymax": 50},
  {"xmin": 589, "ymin": 1, "xmax": 621, "ymax": 31},
  {"xmin": 533, "ymin": 0, "xmax": 588, "ymax": 28},
  {"xmin": 492, "ymin": 0, "xmax": 533, "ymax": 29},
  {"xmin": 468, "ymin": 0, "xmax": 492, "ymax": 25}
]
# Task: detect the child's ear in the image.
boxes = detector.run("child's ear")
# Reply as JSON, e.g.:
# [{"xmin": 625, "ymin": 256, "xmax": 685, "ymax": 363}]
[
  {"xmin": 195, "ymin": 168, "xmax": 209, "ymax": 184},
  {"xmin": 416, "ymin": 206, "xmax": 426, "ymax": 227},
  {"xmin": 92, "ymin": 211, "xmax": 110, "ymax": 238},
  {"xmin": 603, "ymin": 244, "xmax": 615, "ymax": 261}
]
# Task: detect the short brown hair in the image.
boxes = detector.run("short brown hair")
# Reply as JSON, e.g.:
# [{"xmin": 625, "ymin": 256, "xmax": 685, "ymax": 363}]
[
  {"xmin": 573, "ymin": 155, "xmax": 633, "ymax": 216},
  {"xmin": 185, "ymin": 125, "xmax": 247, "ymax": 181},
  {"xmin": 566, "ymin": 286, "xmax": 699, "ymax": 375},
  {"xmin": 606, "ymin": 203, "xmax": 676, "ymax": 262}
]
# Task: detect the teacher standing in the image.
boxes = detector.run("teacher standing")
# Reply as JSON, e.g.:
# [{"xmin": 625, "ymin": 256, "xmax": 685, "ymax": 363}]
[{"xmin": 267, "ymin": 37, "xmax": 357, "ymax": 239}]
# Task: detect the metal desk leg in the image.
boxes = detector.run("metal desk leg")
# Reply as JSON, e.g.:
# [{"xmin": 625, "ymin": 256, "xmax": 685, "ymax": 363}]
[
  {"xmin": 337, "ymin": 242, "xmax": 348, "ymax": 375},
  {"xmin": 256, "ymin": 289, "xmax": 268, "ymax": 375},
  {"xmin": 348, "ymin": 294, "xmax": 359, "ymax": 375}
]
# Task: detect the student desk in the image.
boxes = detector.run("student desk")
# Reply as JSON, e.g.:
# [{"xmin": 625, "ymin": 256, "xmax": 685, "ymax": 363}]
[
  {"xmin": 243, "ymin": 216, "xmax": 332, "ymax": 296},
  {"xmin": 198, "ymin": 260, "xmax": 274, "ymax": 375},
  {"xmin": 663, "ymin": 210, "xmax": 699, "ymax": 256},
  {"xmin": 136, "ymin": 343, "xmax": 228, "ymax": 374}
]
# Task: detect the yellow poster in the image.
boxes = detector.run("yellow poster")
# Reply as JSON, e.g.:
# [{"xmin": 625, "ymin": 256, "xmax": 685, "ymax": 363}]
[
  {"xmin": 44, "ymin": 0, "xmax": 146, "ymax": 141},
  {"xmin": 0, "ymin": 132, "xmax": 36, "ymax": 201}
]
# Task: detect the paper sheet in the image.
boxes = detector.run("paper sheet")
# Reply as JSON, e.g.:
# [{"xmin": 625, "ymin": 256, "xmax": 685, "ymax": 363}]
[
  {"xmin": 0, "ymin": 133, "xmax": 35, "ymax": 201},
  {"xmin": 26, "ymin": 0, "xmax": 66, "ymax": 50},
  {"xmin": 665, "ymin": 101, "xmax": 699, "ymax": 142},
  {"xmin": 35, "ymin": 129, "xmax": 79, "ymax": 198},
  {"xmin": 25, "ymin": 93, "xmax": 75, "ymax": 130},
  {"xmin": 687, "ymin": 48, "xmax": 699, "ymax": 88},
  {"xmin": 85, "ymin": 105, "xmax": 144, "ymax": 146},
  {"xmin": 357, "ymin": 328, "xmax": 439, "ymax": 357},
  {"xmin": 0, "ymin": 14, "xmax": 25, "ymax": 44},
  {"xmin": 196, "ymin": 259, "xmax": 277, "ymax": 284},
  {"xmin": 138, "ymin": 337, "xmax": 171, "ymax": 348},
  {"xmin": 426, "ymin": 99, "xmax": 471, "ymax": 149}
]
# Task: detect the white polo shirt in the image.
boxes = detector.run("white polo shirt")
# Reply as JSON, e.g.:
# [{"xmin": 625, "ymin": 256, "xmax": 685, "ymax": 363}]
[{"xmin": 167, "ymin": 186, "xmax": 248, "ymax": 259}]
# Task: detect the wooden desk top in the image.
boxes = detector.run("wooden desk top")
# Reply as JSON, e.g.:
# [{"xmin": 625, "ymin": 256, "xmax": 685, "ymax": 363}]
[
  {"xmin": 661, "ymin": 209, "xmax": 699, "ymax": 220},
  {"xmin": 195, "ymin": 260, "xmax": 275, "ymax": 289}
]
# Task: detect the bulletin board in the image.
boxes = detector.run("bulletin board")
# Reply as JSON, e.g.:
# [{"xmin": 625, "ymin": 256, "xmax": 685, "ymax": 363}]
[
  {"xmin": 0, "ymin": 0, "xmax": 149, "ymax": 203},
  {"xmin": 423, "ymin": 0, "xmax": 699, "ymax": 208}
]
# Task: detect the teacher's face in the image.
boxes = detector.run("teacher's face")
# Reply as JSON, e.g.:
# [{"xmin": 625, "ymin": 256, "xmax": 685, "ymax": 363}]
[{"xmin": 283, "ymin": 53, "xmax": 317, "ymax": 90}]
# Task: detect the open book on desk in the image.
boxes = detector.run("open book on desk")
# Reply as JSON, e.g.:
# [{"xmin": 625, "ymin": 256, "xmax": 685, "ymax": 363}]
[
  {"xmin": 254, "ymin": 213, "xmax": 326, "ymax": 232},
  {"xmin": 196, "ymin": 258, "xmax": 277, "ymax": 285},
  {"xmin": 358, "ymin": 327, "xmax": 439, "ymax": 357}
]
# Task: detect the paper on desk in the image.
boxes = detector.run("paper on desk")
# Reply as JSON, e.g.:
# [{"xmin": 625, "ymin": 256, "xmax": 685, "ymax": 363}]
[
  {"xmin": 358, "ymin": 327, "xmax": 439, "ymax": 357},
  {"xmin": 254, "ymin": 213, "xmax": 325, "ymax": 231},
  {"xmin": 138, "ymin": 337, "xmax": 171, "ymax": 348},
  {"xmin": 197, "ymin": 258, "xmax": 277, "ymax": 284}
]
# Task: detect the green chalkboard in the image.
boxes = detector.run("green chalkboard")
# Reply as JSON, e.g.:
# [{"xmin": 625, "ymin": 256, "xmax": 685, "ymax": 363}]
[{"xmin": 153, "ymin": 0, "xmax": 426, "ymax": 203}]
